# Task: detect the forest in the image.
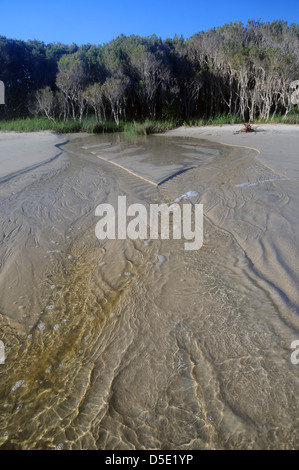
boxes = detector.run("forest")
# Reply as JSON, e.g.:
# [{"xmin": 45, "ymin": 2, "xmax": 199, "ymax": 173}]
[{"xmin": 0, "ymin": 20, "xmax": 298, "ymax": 129}]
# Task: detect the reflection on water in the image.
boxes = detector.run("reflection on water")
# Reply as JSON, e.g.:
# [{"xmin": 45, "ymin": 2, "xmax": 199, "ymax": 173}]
[{"xmin": 0, "ymin": 133, "xmax": 298, "ymax": 450}]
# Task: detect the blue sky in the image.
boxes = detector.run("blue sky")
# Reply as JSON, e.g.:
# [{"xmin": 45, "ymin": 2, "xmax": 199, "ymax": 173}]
[{"xmin": 1, "ymin": 0, "xmax": 298, "ymax": 45}]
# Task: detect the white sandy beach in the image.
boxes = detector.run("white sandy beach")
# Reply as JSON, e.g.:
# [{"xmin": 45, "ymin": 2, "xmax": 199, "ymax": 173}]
[
  {"xmin": 0, "ymin": 132, "xmax": 66, "ymax": 180},
  {"xmin": 0, "ymin": 124, "xmax": 299, "ymax": 450},
  {"xmin": 1, "ymin": 123, "xmax": 297, "ymax": 178},
  {"xmin": 164, "ymin": 123, "xmax": 299, "ymax": 177},
  {"xmin": 162, "ymin": 123, "xmax": 299, "ymax": 313}
]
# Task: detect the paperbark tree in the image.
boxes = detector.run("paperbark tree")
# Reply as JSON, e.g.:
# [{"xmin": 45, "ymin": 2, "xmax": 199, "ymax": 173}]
[
  {"xmin": 85, "ymin": 83, "xmax": 106, "ymax": 121},
  {"xmin": 32, "ymin": 86, "xmax": 56, "ymax": 121},
  {"xmin": 1, "ymin": 20, "xmax": 298, "ymax": 122},
  {"xmin": 56, "ymin": 55, "xmax": 87, "ymax": 120},
  {"xmin": 102, "ymin": 76, "xmax": 129, "ymax": 126}
]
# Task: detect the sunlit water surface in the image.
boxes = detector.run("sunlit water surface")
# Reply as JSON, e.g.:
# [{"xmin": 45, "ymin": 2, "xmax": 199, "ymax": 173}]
[{"xmin": 0, "ymin": 133, "xmax": 298, "ymax": 450}]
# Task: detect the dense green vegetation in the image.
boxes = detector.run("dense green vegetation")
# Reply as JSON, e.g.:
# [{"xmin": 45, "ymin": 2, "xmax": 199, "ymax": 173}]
[{"xmin": 0, "ymin": 19, "xmax": 298, "ymax": 131}]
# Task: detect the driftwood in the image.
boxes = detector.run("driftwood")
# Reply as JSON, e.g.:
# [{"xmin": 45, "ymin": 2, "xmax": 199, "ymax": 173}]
[{"xmin": 235, "ymin": 122, "xmax": 257, "ymax": 134}]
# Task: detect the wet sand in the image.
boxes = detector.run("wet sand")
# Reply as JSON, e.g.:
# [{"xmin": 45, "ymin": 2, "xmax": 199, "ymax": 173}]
[
  {"xmin": 0, "ymin": 125, "xmax": 298, "ymax": 450},
  {"xmin": 0, "ymin": 132, "xmax": 67, "ymax": 181},
  {"xmin": 162, "ymin": 124, "xmax": 299, "ymax": 318}
]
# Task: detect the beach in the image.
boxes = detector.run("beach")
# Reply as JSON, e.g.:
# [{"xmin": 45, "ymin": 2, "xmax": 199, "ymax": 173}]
[
  {"xmin": 162, "ymin": 124, "xmax": 299, "ymax": 317},
  {"xmin": 0, "ymin": 124, "xmax": 298, "ymax": 450}
]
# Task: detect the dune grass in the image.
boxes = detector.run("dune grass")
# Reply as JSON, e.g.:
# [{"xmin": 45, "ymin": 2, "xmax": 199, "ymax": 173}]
[
  {"xmin": 0, "ymin": 112, "xmax": 297, "ymax": 136},
  {"xmin": 0, "ymin": 117, "xmax": 120, "ymax": 134}
]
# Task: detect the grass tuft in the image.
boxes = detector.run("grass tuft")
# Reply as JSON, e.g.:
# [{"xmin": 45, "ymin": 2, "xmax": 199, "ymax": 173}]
[{"xmin": 0, "ymin": 112, "xmax": 297, "ymax": 135}]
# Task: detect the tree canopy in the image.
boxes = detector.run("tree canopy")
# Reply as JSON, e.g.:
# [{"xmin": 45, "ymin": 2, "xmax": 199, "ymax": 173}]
[{"xmin": 0, "ymin": 20, "xmax": 298, "ymax": 122}]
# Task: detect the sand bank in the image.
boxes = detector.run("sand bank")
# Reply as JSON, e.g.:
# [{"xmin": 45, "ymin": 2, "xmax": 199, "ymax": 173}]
[
  {"xmin": 0, "ymin": 132, "xmax": 70, "ymax": 327},
  {"xmin": 0, "ymin": 132, "xmax": 67, "ymax": 181},
  {"xmin": 162, "ymin": 124, "xmax": 299, "ymax": 316},
  {"xmin": 162, "ymin": 123, "xmax": 299, "ymax": 178}
]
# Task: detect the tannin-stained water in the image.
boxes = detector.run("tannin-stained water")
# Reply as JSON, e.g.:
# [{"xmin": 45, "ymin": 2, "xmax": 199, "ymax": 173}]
[{"xmin": 0, "ymin": 132, "xmax": 298, "ymax": 450}]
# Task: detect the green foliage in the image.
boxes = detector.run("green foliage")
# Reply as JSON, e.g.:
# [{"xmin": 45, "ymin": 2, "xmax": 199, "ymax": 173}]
[
  {"xmin": 0, "ymin": 112, "xmax": 297, "ymax": 136},
  {"xmin": 123, "ymin": 120, "xmax": 180, "ymax": 135},
  {"xmin": 0, "ymin": 117, "xmax": 81, "ymax": 133},
  {"xmin": 0, "ymin": 20, "xmax": 298, "ymax": 124},
  {"xmin": 0, "ymin": 117, "xmax": 121, "ymax": 134}
]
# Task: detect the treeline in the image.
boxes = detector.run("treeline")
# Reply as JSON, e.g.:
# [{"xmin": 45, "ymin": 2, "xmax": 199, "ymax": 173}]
[{"xmin": 0, "ymin": 19, "xmax": 298, "ymax": 124}]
